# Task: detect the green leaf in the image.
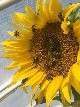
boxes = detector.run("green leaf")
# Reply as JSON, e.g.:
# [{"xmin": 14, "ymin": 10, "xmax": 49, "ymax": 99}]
[{"xmin": 67, "ymin": 6, "xmax": 80, "ymax": 29}]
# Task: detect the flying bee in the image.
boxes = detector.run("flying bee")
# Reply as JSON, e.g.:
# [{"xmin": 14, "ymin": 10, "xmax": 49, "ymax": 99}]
[{"xmin": 14, "ymin": 30, "xmax": 20, "ymax": 37}]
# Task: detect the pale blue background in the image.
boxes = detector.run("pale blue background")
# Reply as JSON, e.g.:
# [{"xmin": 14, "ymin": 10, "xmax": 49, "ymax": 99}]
[{"xmin": 0, "ymin": 0, "xmax": 80, "ymax": 107}]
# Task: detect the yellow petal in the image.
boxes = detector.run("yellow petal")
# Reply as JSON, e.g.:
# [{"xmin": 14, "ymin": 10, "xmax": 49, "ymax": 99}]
[
  {"xmin": 70, "ymin": 73, "xmax": 80, "ymax": 94},
  {"xmin": 62, "ymin": 3, "xmax": 80, "ymax": 17},
  {"xmin": 12, "ymin": 67, "xmax": 39, "ymax": 83},
  {"xmin": 33, "ymin": 15, "xmax": 46, "ymax": 28},
  {"xmin": 4, "ymin": 61, "xmax": 19, "ymax": 70},
  {"xmin": 74, "ymin": 29, "xmax": 80, "ymax": 39},
  {"xmin": 46, "ymin": 0, "xmax": 61, "ymax": 22},
  {"xmin": 77, "ymin": 51, "xmax": 80, "ymax": 62},
  {"xmin": 44, "ymin": 1, "xmax": 51, "ymax": 21},
  {"xmin": 4, "ymin": 55, "xmax": 30, "ymax": 62},
  {"xmin": 60, "ymin": 89, "xmax": 66, "ymax": 105},
  {"xmin": 47, "ymin": 1, "xmax": 52, "ymax": 20},
  {"xmin": 38, "ymin": 0, "xmax": 49, "ymax": 23},
  {"xmin": 62, "ymin": 3, "xmax": 80, "ymax": 34},
  {"xmin": 60, "ymin": 74, "xmax": 71, "ymax": 105},
  {"xmin": 33, "ymin": 90, "xmax": 44, "ymax": 104},
  {"xmin": 24, "ymin": 71, "xmax": 44, "ymax": 86},
  {"xmin": 32, "ymin": 79, "xmax": 50, "ymax": 104},
  {"xmin": 61, "ymin": 68, "xmax": 71, "ymax": 87},
  {"xmin": 3, "ymin": 51, "xmax": 31, "ymax": 61},
  {"xmin": 61, "ymin": 76, "xmax": 69, "ymax": 88},
  {"xmin": 77, "ymin": 33, "xmax": 80, "ymax": 42},
  {"xmin": 61, "ymin": 86, "xmax": 71, "ymax": 104},
  {"xmin": 5, "ymin": 59, "xmax": 32, "ymax": 70},
  {"xmin": 2, "ymin": 38, "xmax": 30, "ymax": 52},
  {"xmin": 25, "ymin": 5, "xmax": 35, "ymax": 19},
  {"xmin": 51, "ymin": 0, "xmax": 62, "ymax": 22},
  {"xmin": 64, "ymin": 3, "xmax": 80, "ymax": 21},
  {"xmin": 1, "ymin": 39, "xmax": 15, "ymax": 45},
  {"xmin": 41, "ymin": 0, "xmax": 46, "ymax": 11},
  {"xmin": 74, "ymin": 21, "xmax": 80, "ymax": 41},
  {"xmin": 12, "ymin": 20, "xmax": 33, "ymax": 38},
  {"xmin": 73, "ymin": 19, "xmax": 80, "ymax": 28},
  {"xmin": 46, "ymin": 76, "xmax": 63, "ymax": 107},
  {"xmin": 22, "ymin": 87, "xmax": 28, "ymax": 94},
  {"xmin": 32, "ymin": 74, "xmax": 46, "ymax": 94},
  {"xmin": 41, "ymin": 79, "xmax": 50, "ymax": 90},
  {"xmin": 33, "ymin": 90, "xmax": 42, "ymax": 99},
  {"xmin": 37, "ymin": 91, "xmax": 44, "ymax": 104},
  {"xmin": 25, "ymin": 4, "xmax": 46, "ymax": 29},
  {"xmin": 11, "ymin": 65, "xmax": 34, "ymax": 82},
  {"xmin": 51, "ymin": 0, "xmax": 62, "ymax": 15},
  {"xmin": 2, "ymin": 40, "xmax": 29, "ymax": 49},
  {"xmin": 7, "ymin": 31, "xmax": 14, "ymax": 36},
  {"xmin": 61, "ymin": 21, "xmax": 70, "ymax": 34},
  {"xmin": 13, "ymin": 12, "xmax": 33, "ymax": 27},
  {"xmin": 3, "ymin": 45, "xmax": 27, "ymax": 51},
  {"xmin": 30, "ymin": 74, "xmax": 46, "ymax": 106},
  {"xmin": 71, "ymin": 63, "xmax": 80, "ymax": 82},
  {"xmin": 36, "ymin": 0, "xmax": 40, "ymax": 12},
  {"xmin": 73, "ymin": 24, "xmax": 80, "ymax": 36}
]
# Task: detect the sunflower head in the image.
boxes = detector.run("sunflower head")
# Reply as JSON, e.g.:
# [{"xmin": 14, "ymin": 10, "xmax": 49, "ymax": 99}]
[{"xmin": 1, "ymin": 0, "xmax": 80, "ymax": 107}]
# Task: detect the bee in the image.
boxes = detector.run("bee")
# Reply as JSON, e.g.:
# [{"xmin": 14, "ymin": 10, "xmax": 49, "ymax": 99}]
[
  {"xmin": 46, "ymin": 73, "xmax": 53, "ymax": 80},
  {"xmin": 58, "ymin": 12, "xmax": 64, "ymax": 21},
  {"xmin": 32, "ymin": 25, "xmax": 36, "ymax": 32},
  {"xmin": 14, "ymin": 30, "xmax": 20, "ymax": 37},
  {"xmin": 22, "ymin": 78, "xmax": 28, "ymax": 84}
]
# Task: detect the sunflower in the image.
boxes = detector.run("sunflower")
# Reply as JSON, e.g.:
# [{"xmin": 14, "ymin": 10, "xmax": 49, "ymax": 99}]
[{"xmin": 1, "ymin": 0, "xmax": 80, "ymax": 107}]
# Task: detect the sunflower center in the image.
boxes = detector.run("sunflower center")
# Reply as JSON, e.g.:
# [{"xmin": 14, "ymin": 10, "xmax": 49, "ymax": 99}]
[{"xmin": 30, "ymin": 22, "xmax": 79, "ymax": 80}]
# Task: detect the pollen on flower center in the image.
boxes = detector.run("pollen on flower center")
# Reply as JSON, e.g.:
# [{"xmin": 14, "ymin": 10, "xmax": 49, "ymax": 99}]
[{"xmin": 30, "ymin": 22, "xmax": 79, "ymax": 80}]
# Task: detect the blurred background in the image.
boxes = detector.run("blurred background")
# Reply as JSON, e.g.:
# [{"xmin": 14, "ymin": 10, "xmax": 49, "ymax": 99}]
[{"xmin": 0, "ymin": 0, "xmax": 80, "ymax": 107}]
